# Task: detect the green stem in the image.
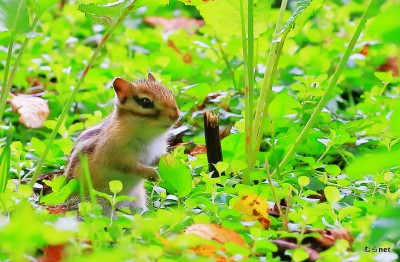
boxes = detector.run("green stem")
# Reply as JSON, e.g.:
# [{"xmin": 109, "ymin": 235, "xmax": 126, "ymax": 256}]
[
  {"xmin": 243, "ymin": 0, "xmax": 255, "ymax": 185},
  {"xmin": 6, "ymin": 15, "xmax": 41, "ymax": 95},
  {"xmin": 215, "ymin": 37, "xmax": 237, "ymax": 89},
  {"xmin": 0, "ymin": 34, "xmax": 15, "ymax": 121},
  {"xmin": 249, "ymin": 0, "xmax": 288, "ymax": 171},
  {"xmin": 240, "ymin": 0, "xmax": 251, "ymax": 184},
  {"xmin": 270, "ymin": 0, "xmax": 374, "ymax": 178},
  {"xmin": 29, "ymin": 3, "xmax": 136, "ymax": 187},
  {"xmin": 79, "ymin": 153, "xmax": 98, "ymax": 213}
]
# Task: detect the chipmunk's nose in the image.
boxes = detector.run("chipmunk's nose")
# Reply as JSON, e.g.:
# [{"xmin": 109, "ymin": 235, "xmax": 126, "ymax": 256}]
[{"xmin": 168, "ymin": 107, "xmax": 179, "ymax": 121}]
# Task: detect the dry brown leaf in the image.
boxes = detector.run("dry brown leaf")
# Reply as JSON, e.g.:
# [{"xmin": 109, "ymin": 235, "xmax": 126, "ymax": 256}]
[
  {"xmin": 185, "ymin": 223, "xmax": 245, "ymax": 246},
  {"xmin": 377, "ymin": 57, "xmax": 398, "ymax": 76},
  {"xmin": 233, "ymin": 195, "xmax": 271, "ymax": 229},
  {"xmin": 185, "ymin": 224, "xmax": 245, "ymax": 261},
  {"xmin": 304, "ymin": 228, "xmax": 354, "ymax": 248},
  {"xmin": 189, "ymin": 145, "xmax": 207, "ymax": 156},
  {"xmin": 39, "ymin": 244, "xmax": 66, "ymax": 262},
  {"xmin": 11, "ymin": 95, "xmax": 49, "ymax": 128}
]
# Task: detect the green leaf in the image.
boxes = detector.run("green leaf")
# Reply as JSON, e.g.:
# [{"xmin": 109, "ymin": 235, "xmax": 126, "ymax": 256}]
[
  {"xmin": 325, "ymin": 165, "xmax": 341, "ymax": 177},
  {"xmin": 279, "ymin": 0, "xmax": 323, "ymax": 36},
  {"xmin": 78, "ymin": 0, "xmax": 134, "ymax": 25},
  {"xmin": 0, "ymin": 128, "xmax": 13, "ymax": 193},
  {"xmin": 370, "ymin": 206, "xmax": 400, "ymax": 245},
  {"xmin": 0, "ymin": 0, "xmax": 30, "ymax": 34},
  {"xmin": 40, "ymin": 179, "xmax": 77, "ymax": 205},
  {"xmin": 193, "ymin": 0, "xmax": 270, "ymax": 38},
  {"xmin": 369, "ymin": 5, "xmax": 400, "ymax": 44},
  {"xmin": 298, "ymin": 176, "xmax": 310, "ymax": 187},
  {"xmin": 338, "ymin": 206, "xmax": 361, "ymax": 221},
  {"xmin": 109, "ymin": 180, "xmax": 123, "ymax": 194},
  {"xmin": 214, "ymin": 161, "xmax": 229, "ymax": 175},
  {"xmin": 324, "ymin": 186, "xmax": 341, "ymax": 205},
  {"xmin": 292, "ymin": 248, "xmax": 309, "ymax": 262},
  {"xmin": 346, "ymin": 149, "xmax": 400, "ymax": 179},
  {"xmin": 158, "ymin": 154, "xmax": 192, "ymax": 197},
  {"xmin": 37, "ymin": 0, "xmax": 58, "ymax": 14},
  {"xmin": 374, "ymin": 72, "xmax": 393, "ymax": 83}
]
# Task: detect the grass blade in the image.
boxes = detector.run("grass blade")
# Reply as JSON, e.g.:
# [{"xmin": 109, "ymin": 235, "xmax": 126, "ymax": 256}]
[{"xmin": 0, "ymin": 127, "xmax": 13, "ymax": 193}]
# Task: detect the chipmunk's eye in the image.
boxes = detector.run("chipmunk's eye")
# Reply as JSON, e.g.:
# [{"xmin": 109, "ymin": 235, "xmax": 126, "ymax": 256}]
[{"xmin": 136, "ymin": 97, "xmax": 154, "ymax": 109}]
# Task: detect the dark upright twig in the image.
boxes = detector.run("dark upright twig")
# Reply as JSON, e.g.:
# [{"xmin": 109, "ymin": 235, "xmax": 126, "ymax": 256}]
[{"xmin": 204, "ymin": 111, "xmax": 223, "ymax": 177}]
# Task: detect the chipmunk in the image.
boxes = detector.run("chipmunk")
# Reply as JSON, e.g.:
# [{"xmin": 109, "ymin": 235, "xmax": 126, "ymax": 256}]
[{"xmin": 65, "ymin": 73, "xmax": 179, "ymax": 212}]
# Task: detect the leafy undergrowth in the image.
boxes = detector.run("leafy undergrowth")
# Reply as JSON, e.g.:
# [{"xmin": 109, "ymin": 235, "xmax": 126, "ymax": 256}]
[{"xmin": 1, "ymin": 0, "xmax": 400, "ymax": 261}]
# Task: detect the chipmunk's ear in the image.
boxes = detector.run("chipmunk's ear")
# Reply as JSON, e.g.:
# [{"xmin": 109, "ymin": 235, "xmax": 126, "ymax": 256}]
[
  {"xmin": 147, "ymin": 72, "xmax": 156, "ymax": 82},
  {"xmin": 113, "ymin": 77, "xmax": 132, "ymax": 104}
]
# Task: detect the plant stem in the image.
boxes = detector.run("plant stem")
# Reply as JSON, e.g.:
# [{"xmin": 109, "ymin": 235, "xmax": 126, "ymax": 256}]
[
  {"xmin": 249, "ymin": 0, "xmax": 288, "ymax": 172},
  {"xmin": 266, "ymin": 167, "xmax": 287, "ymax": 230},
  {"xmin": 244, "ymin": 0, "xmax": 255, "ymax": 185},
  {"xmin": 270, "ymin": 0, "xmax": 374, "ymax": 178},
  {"xmin": 6, "ymin": 15, "xmax": 41, "ymax": 95},
  {"xmin": 29, "ymin": 3, "xmax": 136, "ymax": 187},
  {"xmin": 0, "ymin": 35, "xmax": 15, "ymax": 121},
  {"xmin": 239, "ymin": 0, "xmax": 251, "ymax": 185},
  {"xmin": 215, "ymin": 37, "xmax": 237, "ymax": 89}
]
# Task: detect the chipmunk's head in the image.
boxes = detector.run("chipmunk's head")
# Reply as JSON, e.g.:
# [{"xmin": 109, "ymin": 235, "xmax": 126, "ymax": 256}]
[{"xmin": 112, "ymin": 73, "xmax": 179, "ymax": 137}]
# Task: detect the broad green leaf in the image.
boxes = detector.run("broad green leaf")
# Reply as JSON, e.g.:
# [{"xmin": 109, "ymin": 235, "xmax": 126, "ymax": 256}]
[
  {"xmin": 254, "ymin": 239, "xmax": 278, "ymax": 253},
  {"xmin": 370, "ymin": 206, "xmax": 400, "ymax": 245},
  {"xmin": 324, "ymin": 186, "xmax": 341, "ymax": 204},
  {"xmin": 338, "ymin": 206, "xmax": 361, "ymax": 221},
  {"xmin": 0, "ymin": 0, "xmax": 30, "ymax": 34},
  {"xmin": 79, "ymin": 0, "xmax": 134, "ymax": 25},
  {"xmin": 346, "ymin": 149, "xmax": 400, "ymax": 179},
  {"xmin": 369, "ymin": 5, "xmax": 400, "ymax": 44},
  {"xmin": 374, "ymin": 72, "xmax": 393, "ymax": 83},
  {"xmin": 191, "ymin": 0, "xmax": 270, "ymax": 38},
  {"xmin": 158, "ymin": 154, "xmax": 192, "ymax": 197},
  {"xmin": 37, "ymin": 0, "xmax": 59, "ymax": 14},
  {"xmin": 40, "ymin": 179, "xmax": 78, "ymax": 205},
  {"xmin": 279, "ymin": 0, "xmax": 323, "ymax": 36},
  {"xmin": 0, "ymin": 128, "xmax": 12, "ymax": 193},
  {"xmin": 109, "ymin": 180, "xmax": 123, "ymax": 194}
]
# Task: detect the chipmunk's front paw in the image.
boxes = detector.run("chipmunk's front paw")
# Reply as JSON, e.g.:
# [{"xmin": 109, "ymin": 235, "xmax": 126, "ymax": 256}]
[{"xmin": 147, "ymin": 169, "xmax": 160, "ymax": 182}]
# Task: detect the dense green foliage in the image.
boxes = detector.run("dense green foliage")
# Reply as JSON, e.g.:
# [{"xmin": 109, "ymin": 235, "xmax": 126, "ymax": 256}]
[{"xmin": 0, "ymin": 0, "xmax": 399, "ymax": 261}]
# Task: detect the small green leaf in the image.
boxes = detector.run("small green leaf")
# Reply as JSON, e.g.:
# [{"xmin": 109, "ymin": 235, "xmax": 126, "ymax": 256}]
[
  {"xmin": 79, "ymin": 0, "xmax": 134, "ymax": 25},
  {"xmin": 324, "ymin": 186, "xmax": 341, "ymax": 205},
  {"xmin": 374, "ymin": 72, "xmax": 393, "ymax": 83},
  {"xmin": 338, "ymin": 206, "xmax": 361, "ymax": 221},
  {"xmin": 298, "ymin": 176, "xmax": 310, "ymax": 187},
  {"xmin": 115, "ymin": 195, "xmax": 136, "ymax": 203},
  {"xmin": 158, "ymin": 154, "xmax": 192, "ymax": 197},
  {"xmin": 325, "ymin": 165, "xmax": 341, "ymax": 177},
  {"xmin": 383, "ymin": 172, "xmax": 393, "ymax": 182},
  {"xmin": 214, "ymin": 161, "xmax": 229, "ymax": 175},
  {"xmin": 109, "ymin": 180, "xmax": 123, "ymax": 194},
  {"xmin": 292, "ymin": 248, "xmax": 309, "ymax": 262}
]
